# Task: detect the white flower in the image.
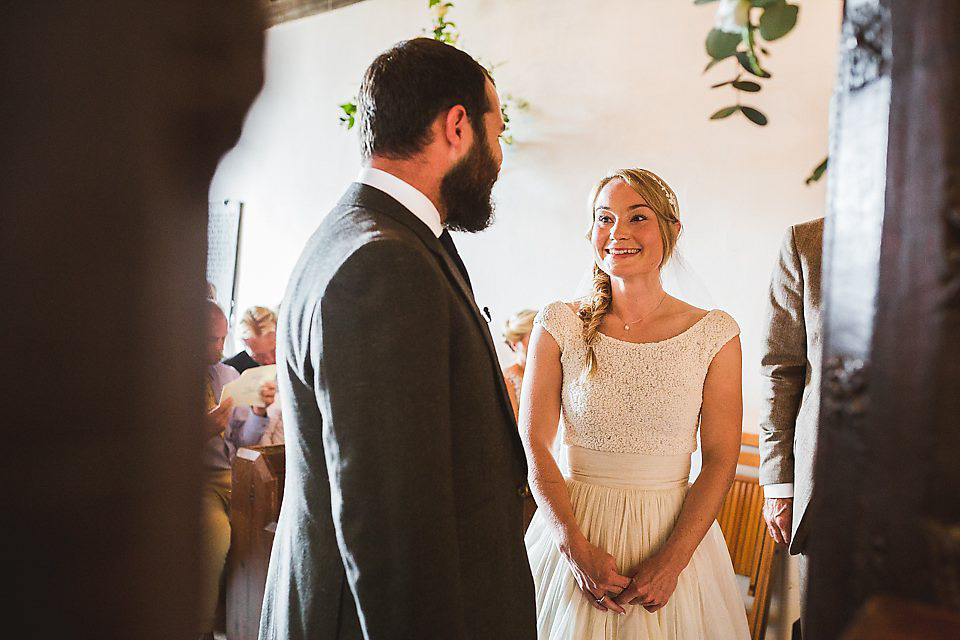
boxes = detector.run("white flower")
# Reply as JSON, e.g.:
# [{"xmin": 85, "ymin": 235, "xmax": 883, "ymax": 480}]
[
  {"xmin": 431, "ymin": 3, "xmax": 450, "ymax": 20},
  {"xmin": 714, "ymin": 0, "xmax": 751, "ymax": 34}
]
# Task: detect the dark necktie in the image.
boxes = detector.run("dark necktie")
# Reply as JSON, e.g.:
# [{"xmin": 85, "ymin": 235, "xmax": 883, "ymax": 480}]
[{"xmin": 438, "ymin": 229, "xmax": 473, "ymax": 293}]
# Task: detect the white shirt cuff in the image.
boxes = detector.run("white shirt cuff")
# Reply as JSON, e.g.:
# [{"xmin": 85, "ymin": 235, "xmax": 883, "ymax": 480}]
[{"xmin": 763, "ymin": 482, "xmax": 794, "ymax": 498}]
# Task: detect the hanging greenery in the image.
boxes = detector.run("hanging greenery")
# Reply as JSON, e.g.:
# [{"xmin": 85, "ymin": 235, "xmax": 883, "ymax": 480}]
[
  {"xmin": 697, "ymin": 1, "xmax": 825, "ymax": 184},
  {"xmin": 805, "ymin": 157, "xmax": 828, "ymax": 185},
  {"xmin": 337, "ymin": 1, "xmax": 527, "ymax": 145},
  {"xmin": 428, "ymin": 0, "xmax": 458, "ymax": 45},
  {"xmin": 698, "ymin": 0, "xmax": 800, "ymax": 127},
  {"xmin": 498, "ymin": 93, "xmax": 529, "ymax": 146}
]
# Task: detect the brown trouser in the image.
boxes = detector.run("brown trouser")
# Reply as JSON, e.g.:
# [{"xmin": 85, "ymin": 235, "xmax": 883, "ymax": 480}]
[{"xmin": 199, "ymin": 469, "xmax": 232, "ymax": 633}]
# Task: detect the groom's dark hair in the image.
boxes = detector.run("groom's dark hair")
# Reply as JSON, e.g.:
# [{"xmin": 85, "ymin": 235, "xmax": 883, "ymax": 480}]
[{"xmin": 357, "ymin": 38, "xmax": 493, "ymax": 161}]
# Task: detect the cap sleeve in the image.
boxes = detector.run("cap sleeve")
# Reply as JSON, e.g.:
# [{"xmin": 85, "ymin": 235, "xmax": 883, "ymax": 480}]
[
  {"xmin": 705, "ymin": 310, "xmax": 741, "ymax": 361},
  {"xmin": 534, "ymin": 301, "xmax": 576, "ymax": 354}
]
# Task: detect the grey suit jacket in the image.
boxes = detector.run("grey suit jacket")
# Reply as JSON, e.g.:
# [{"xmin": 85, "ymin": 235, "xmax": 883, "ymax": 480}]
[
  {"xmin": 258, "ymin": 183, "xmax": 536, "ymax": 640},
  {"xmin": 758, "ymin": 217, "xmax": 823, "ymax": 555}
]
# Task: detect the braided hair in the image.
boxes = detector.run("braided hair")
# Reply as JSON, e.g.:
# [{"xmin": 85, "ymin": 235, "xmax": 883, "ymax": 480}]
[{"xmin": 578, "ymin": 168, "xmax": 681, "ymax": 380}]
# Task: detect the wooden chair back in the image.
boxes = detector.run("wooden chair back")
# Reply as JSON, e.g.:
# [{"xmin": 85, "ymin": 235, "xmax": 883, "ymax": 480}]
[
  {"xmin": 227, "ymin": 444, "xmax": 286, "ymax": 640},
  {"xmin": 717, "ymin": 431, "xmax": 778, "ymax": 640}
]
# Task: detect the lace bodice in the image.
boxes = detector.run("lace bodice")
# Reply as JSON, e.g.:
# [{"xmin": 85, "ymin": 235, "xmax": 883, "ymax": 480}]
[{"xmin": 535, "ymin": 301, "xmax": 740, "ymax": 455}]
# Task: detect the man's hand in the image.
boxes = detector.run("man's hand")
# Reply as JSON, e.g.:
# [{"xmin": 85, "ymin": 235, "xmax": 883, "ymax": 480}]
[
  {"xmin": 763, "ymin": 497, "xmax": 793, "ymax": 545},
  {"xmin": 252, "ymin": 381, "xmax": 277, "ymax": 417},
  {"xmin": 205, "ymin": 397, "xmax": 234, "ymax": 440}
]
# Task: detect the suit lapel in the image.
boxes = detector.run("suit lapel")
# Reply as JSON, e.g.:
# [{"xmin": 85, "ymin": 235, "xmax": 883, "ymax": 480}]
[{"xmin": 337, "ymin": 183, "xmax": 521, "ymax": 435}]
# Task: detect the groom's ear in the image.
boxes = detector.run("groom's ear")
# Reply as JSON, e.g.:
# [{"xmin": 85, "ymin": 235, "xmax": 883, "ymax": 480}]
[{"xmin": 442, "ymin": 105, "xmax": 469, "ymax": 152}]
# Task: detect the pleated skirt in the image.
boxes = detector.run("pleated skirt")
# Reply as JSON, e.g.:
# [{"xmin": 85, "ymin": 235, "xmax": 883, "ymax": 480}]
[{"xmin": 524, "ymin": 446, "xmax": 750, "ymax": 640}]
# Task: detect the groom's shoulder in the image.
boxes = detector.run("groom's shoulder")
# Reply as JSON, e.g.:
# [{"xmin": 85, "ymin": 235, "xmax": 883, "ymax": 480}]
[
  {"xmin": 284, "ymin": 210, "xmax": 421, "ymax": 304},
  {"xmin": 306, "ymin": 196, "xmax": 422, "ymax": 258}
]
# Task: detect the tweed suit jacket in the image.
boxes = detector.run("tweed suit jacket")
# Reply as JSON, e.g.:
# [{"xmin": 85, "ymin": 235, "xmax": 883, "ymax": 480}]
[
  {"xmin": 758, "ymin": 217, "xmax": 823, "ymax": 555},
  {"xmin": 258, "ymin": 183, "xmax": 536, "ymax": 640}
]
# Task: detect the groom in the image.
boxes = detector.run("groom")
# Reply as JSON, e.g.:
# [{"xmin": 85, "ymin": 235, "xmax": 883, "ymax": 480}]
[{"xmin": 258, "ymin": 38, "xmax": 536, "ymax": 640}]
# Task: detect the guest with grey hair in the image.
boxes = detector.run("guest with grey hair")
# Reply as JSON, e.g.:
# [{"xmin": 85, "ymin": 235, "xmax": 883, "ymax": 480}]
[{"xmin": 223, "ymin": 305, "xmax": 277, "ymax": 373}]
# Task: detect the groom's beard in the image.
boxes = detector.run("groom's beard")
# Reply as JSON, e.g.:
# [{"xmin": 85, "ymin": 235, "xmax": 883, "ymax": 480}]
[{"xmin": 440, "ymin": 125, "xmax": 500, "ymax": 233}]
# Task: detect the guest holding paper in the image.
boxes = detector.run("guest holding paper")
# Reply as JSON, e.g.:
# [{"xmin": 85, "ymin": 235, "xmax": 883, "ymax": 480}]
[
  {"xmin": 222, "ymin": 305, "xmax": 285, "ymax": 444},
  {"xmin": 200, "ymin": 299, "xmax": 276, "ymax": 640},
  {"xmin": 223, "ymin": 305, "xmax": 278, "ymax": 374}
]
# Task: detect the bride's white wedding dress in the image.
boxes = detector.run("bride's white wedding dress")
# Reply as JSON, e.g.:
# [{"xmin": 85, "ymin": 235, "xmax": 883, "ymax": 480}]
[{"xmin": 525, "ymin": 301, "xmax": 750, "ymax": 640}]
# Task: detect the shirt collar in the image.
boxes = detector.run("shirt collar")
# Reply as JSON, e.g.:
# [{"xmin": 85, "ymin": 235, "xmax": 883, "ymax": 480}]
[{"xmin": 356, "ymin": 167, "xmax": 443, "ymax": 238}]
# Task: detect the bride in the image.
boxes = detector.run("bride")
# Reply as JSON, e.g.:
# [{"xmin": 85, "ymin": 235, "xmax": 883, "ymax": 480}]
[{"xmin": 521, "ymin": 168, "xmax": 750, "ymax": 638}]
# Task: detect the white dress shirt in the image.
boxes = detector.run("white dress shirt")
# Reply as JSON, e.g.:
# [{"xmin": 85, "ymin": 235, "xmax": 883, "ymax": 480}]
[
  {"xmin": 763, "ymin": 482, "xmax": 794, "ymax": 498},
  {"xmin": 356, "ymin": 167, "xmax": 442, "ymax": 238}
]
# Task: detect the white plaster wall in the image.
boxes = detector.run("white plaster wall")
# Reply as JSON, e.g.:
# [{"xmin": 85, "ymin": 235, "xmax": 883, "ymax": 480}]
[
  {"xmin": 210, "ymin": 2, "xmax": 840, "ymax": 635},
  {"xmin": 212, "ymin": 0, "xmax": 840, "ymax": 432}
]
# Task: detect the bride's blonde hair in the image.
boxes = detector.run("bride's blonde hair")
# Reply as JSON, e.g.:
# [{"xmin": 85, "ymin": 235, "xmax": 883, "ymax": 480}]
[{"xmin": 578, "ymin": 168, "xmax": 682, "ymax": 379}]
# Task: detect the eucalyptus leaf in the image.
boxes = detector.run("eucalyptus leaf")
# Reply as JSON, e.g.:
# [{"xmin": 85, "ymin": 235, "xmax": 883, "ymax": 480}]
[
  {"xmin": 710, "ymin": 106, "xmax": 740, "ymax": 120},
  {"xmin": 736, "ymin": 51, "xmax": 772, "ymax": 78},
  {"xmin": 805, "ymin": 157, "xmax": 829, "ymax": 184},
  {"xmin": 751, "ymin": 0, "xmax": 784, "ymax": 7},
  {"xmin": 732, "ymin": 80, "xmax": 762, "ymax": 92},
  {"xmin": 706, "ymin": 28, "xmax": 741, "ymax": 61},
  {"xmin": 710, "ymin": 79, "xmax": 735, "ymax": 89},
  {"xmin": 741, "ymin": 106, "xmax": 769, "ymax": 125},
  {"xmin": 693, "ymin": 0, "xmax": 719, "ymax": 4},
  {"xmin": 703, "ymin": 58, "xmax": 721, "ymax": 73},
  {"xmin": 759, "ymin": 2, "xmax": 799, "ymax": 41}
]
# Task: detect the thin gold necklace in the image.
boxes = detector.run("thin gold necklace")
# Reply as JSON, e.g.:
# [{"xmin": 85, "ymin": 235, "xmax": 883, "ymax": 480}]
[{"xmin": 609, "ymin": 292, "xmax": 667, "ymax": 331}]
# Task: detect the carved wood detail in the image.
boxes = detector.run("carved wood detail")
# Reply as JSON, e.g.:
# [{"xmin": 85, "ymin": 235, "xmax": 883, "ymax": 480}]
[{"xmin": 841, "ymin": 1, "xmax": 891, "ymax": 91}]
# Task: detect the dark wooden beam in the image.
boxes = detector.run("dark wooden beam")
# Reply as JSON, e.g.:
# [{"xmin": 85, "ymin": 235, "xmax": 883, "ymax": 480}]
[
  {"xmin": 2, "ymin": 1, "xmax": 263, "ymax": 637},
  {"xmin": 261, "ymin": 0, "xmax": 369, "ymax": 26},
  {"xmin": 808, "ymin": 0, "xmax": 960, "ymax": 637}
]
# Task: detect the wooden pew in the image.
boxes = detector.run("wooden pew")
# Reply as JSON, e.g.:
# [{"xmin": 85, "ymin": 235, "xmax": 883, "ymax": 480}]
[
  {"xmin": 227, "ymin": 445, "xmax": 285, "ymax": 640},
  {"xmin": 717, "ymin": 431, "xmax": 779, "ymax": 640}
]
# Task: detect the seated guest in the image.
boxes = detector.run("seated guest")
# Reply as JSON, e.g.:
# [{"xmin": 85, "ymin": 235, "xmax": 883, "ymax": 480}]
[
  {"xmin": 223, "ymin": 305, "xmax": 277, "ymax": 373},
  {"xmin": 224, "ymin": 305, "xmax": 285, "ymax": 445},
  {"xmin": 200, "ymin": 300, "xmax": 276, "ymax": 640},
  {"xmin": 259, "ymin": 396, "xmax": 285, "ymax": 446},
  {"xmin": 501, "ymin": 309, "xmax": 536, "ymax": 420}
]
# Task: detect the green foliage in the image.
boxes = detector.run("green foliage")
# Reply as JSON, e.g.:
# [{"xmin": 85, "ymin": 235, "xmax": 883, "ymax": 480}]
[
  {"xmin": 339, "ymin": 101, "xmax": 357, "ymax": 130},
  {"xmin": 710, "ymin": 106, "xmax": 740, "ymax": 120},
  {"xmin": 428, "ymin": 1, "xmax": 459, "ymax": 45},
  {"xmin": 740, "ymin": 106, "xmax": 768, "ymax": 125},
  {"xmin": 698, "ymin": 0, "xmax": 802, "ymax": 129},
  {"xmin": 759, "ymin": 1, "xmax": 799, "ymax": 41},
  {"xmin": 736, "ymin": 51, "xmax": 771, "ymax": 78},
  {"xmin": 500, "ymin": 94, "xmax": 529, "ymax": 146},
  {"xmin": 805, "ymin": 157, "xmax": 828, "ymax": 184},
  {"xmin": 738, "ymin": 27, "xmax": 772, "ymax": 77},
  {"xmin": 706, "ymin": 29, "xmax": 741, "ymax": 61},
  {"xmin": 337, "ymin": 2, "xmax": 530, "ymax": 145},
  {"xmin": 732, "ymin": 80, "xmax": 761, "ymax": 91},
  {"xmin": 697, "ymin": 2, "xmax": 823, "ymax": 179}
]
